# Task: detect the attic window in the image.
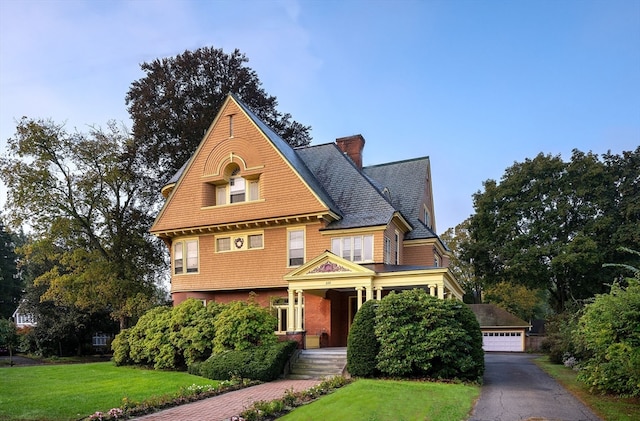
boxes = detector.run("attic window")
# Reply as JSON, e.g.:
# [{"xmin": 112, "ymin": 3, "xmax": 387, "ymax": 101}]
[
  {"xmin": 423, "ymin": 206, "xmax": 432, "ymax": 229},
  {"xmin": 229, "ymin": 114, "xmax": 234, "ymax": 138}
]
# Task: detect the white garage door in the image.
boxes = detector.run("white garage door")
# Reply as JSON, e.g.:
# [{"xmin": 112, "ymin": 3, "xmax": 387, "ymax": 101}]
[{"xmin": 482, "ymin": 331, "xmax": 524, "ymax": 352}]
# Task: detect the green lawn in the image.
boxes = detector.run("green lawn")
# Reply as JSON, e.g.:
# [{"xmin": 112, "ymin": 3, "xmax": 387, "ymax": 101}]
[
  {"xmin": 533, "ymin": 356, "xmax": 640, "ymax": 421},
  {"xmin": 279, "ymin": 378, "xmax": 480, "ymax": 421},
  {"xmin": 0, "ymin": 362, "xmax": 217, "ymax": 421}
]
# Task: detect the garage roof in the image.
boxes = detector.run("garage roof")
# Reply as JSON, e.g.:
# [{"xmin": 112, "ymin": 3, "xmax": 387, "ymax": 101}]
[{"xmin": 468, "ymin": 304, "xmax": 531, "ymax": 328}]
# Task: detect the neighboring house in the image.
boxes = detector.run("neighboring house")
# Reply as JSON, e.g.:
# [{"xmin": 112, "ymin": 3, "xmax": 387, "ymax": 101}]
[
  {"xmin": 468, "ymin": 304, "xmax": 531, "ymax": 352},
  {"xmin": 12, "ymin": 301, "xmax": 36, "ymax": 329},
  {"xmin": 150, "ymin": 94, "xmax": 464, "ymax": 348}
]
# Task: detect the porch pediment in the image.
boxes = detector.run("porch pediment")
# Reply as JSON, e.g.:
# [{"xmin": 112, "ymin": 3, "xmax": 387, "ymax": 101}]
[
  {"xmin": 284, "ymin": 251, "xmax": 375, "ymax": 288},
  {"xmin": 284, "ymin": 251, "xmax": 375, "ymax": 281}
]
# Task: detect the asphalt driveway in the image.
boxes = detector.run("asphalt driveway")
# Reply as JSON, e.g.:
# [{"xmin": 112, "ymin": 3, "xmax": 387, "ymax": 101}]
[{"xmin": 469, "ymin": 353, "xmax": 602, "ymax": 421}]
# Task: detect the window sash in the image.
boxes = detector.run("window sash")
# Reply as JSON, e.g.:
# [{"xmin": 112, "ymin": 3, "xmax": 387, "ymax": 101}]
[
  {"xmin": 331, "ymin": 235, "xmax": 373, "ymax": 262},
  {"xmin": 186, "ymin": 240, "xmax": 198, "ymax": 272},
  {"xmin": 289, "ymin": 230, "xmax": 304, "ymax": 266},
  {"xmin": 248, "ymin": 180, "xmax": 259, "ymax": 201},
  {"xmin": 174, "ymin": 242, "xmax": 183, "ymax": 274},
  {"xmin": 384, "ymin": 237, "xmax": 391, "ymax": 264},
  {"xmin": 230, "ymin": 177, "xmax": 245, "ymax": 203},
  {"xmin": 216, "ymin": 186, "xmax": 227, "ymax": 205},
  {"xmin": 217, "ymin": 237, "xmax": 231, "ymax": 252},
  {"xmin": 248, "ymin": 234, "xmax": 263, "ymax": 249}
]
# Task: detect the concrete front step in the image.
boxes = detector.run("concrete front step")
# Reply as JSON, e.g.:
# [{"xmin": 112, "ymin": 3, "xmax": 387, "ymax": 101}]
[{"xmin": 288, "ymin": 347, "xmax": 347, "ymax": 380}]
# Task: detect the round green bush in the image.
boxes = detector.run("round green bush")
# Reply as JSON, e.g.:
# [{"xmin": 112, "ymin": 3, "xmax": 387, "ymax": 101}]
[
  {"xmin": 375, "ymin": 288, "xmax": 484, "ymax": 381},
  {"xmin": 347, "ymin": 299, "xmax": 380, "ymax": 377},
  {"xmin": 213, "ymin": 300, "xmax": 277, "ymax": 353}
]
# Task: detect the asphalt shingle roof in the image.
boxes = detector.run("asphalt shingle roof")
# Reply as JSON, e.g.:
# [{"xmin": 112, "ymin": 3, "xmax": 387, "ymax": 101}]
[
  {"xmin": 296, "ymin": 143, "xmax": 396, "ymax": 230},
  {"xmin": 468, "ymin": 304, "xmax": 531, "ymax": 328},
  {"xmin": 363, "ymin": 158, "xmax": 437, "ymax": 240},
  {"xmin": 162, "ymin": 95, "xmax": 440, "ymax": 241}
]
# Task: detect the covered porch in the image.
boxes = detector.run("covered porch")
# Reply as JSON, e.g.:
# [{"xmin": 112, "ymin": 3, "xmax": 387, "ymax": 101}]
[{"xmin": 283, "ymin": 252, "xmax": 464, "ymax": 347}]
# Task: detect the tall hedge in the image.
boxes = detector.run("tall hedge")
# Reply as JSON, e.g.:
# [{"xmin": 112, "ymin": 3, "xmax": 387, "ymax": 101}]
[
  {"xmin": 347, "ymin": 299, "xmax": 380, "ymax": 377},
  {"xmin": 375, "ymin": 289, "xmax": 484, "ymax": 381}
]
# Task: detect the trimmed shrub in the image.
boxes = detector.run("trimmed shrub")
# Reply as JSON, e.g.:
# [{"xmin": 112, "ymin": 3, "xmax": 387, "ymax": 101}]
[
  {"xmin": 375, "ymin": 289, "xmax": 484, "ymax": 381},
  {"xmin": 168, "ymin": 299, "xmax": 217, "ymax": 366},
  {"xmin": 112, "ymin": 299, "xmax": 221, "ymax": 369},
  {"xmin": 192, "ymin": 340, "xmax": 298, "ymax": 381},
  {"xmin": 127, "ymin": 306, "xmax": 173, "ymax": 368},
  {"xmin": 111, "ymin": 328, "xmax": 132, "ymax": 366},
  {"xmin": 213, "ymin": 299, "xmax": 277, "ymax": 353},
  {"xmin": 346, "ymin": 299, "xmax": 380, "ymax": 377}
]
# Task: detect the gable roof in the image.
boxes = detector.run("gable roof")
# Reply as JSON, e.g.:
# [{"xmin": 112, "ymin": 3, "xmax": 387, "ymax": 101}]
[
  {"xmin": 468, "ymin": 304, "xmax": 531, "ymax": 328},
  {"xmin": 157, "ymin": 94, "xmax": 439, "ymax": 239},
  {"xmin": 296, "ymin": 143, "xmax": 397, "ymax": 230},
  {"xmin": 363, "ymin": 158, "xmax": 437, "ymax": 240},
  {"xmin": 230, "ymin": 95, "xmax": 341, "ymax": 215}
]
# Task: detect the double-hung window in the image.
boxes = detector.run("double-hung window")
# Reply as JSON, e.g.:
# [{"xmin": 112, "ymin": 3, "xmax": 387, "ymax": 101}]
[
  {"xmin": 229, "ymin": 176, "xmax": 245, "ymax": 203},
  {"xmin": 384, "ymin": 236, "xmax": 391, "ymax": 264},
  {"xmin": 288, "ymin": 229, "xmax": 304, "ymax": 266},
  {"xmin": 331, "ymin": 235, "xmax": 373, "ymax": 262},
  {"xmin": 213, "ymin": 172, "xmax": 260, "ymax": 206},
  {"xmin": 174, "ymin": 239, "xmax": 198, "ymax": 274}
]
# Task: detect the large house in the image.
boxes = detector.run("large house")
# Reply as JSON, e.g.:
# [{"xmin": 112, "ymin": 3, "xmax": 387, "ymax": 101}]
[{"xmin": 150, "ymin": 94, "xmax": 463, "ymax": 348}]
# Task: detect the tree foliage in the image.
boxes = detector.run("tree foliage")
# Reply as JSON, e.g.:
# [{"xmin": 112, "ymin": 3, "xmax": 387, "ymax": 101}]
[
  {"xmin": 0, "ymin": 221, "xmax": 21, "ymax": 319},
  {"xmin": 440, "ymin": 218, "xmax": 482, "ymax": 303},
  {"xmin": 374, "ymin": 289, "xmax": 484, "ymax": 381},
  {"xmin": 0, "ymin": 119, "xmax": 166, "ymax": 329},
  {"xmin": 483, "ymin": 281, "xmax": 548, "ymax": 322},
  {"xmin": 574, "ymin": 248, "xmax": 640, "ymax": 397},
  {"xmin": 464, "ymin": 148, "xmax": 640, "ymax": 312},
  {"xmin": 125, "ymin": 46, "xmax": 312, "ymax": 198},
  {"xmin": 0, "ymin": 319, "xmax": 19, "ymax": 364}
]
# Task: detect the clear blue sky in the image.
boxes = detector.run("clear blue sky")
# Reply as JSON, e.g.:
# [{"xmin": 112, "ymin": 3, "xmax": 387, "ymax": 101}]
[{"xmin": 1, "ymin": 0, "xmax": 638, "ymax": 233}]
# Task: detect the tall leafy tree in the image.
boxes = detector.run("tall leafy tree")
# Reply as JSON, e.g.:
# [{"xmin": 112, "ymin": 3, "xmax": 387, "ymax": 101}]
[
  {"xmin": 0, "ymin": 221, "xmax": 21, "ymax": 318},
  {"xmin": 464, "ymin": 149, "xmax": 639, "ymax": 312},
  {"xmin": 440, "ymin": 218, "xmax": 482, "ymax": 303},
  {"xmin": 126, "ymin": 46, "xmax": 311, "ymax": 200},
  {"xmin": 0, "ymin": 119, "xmax": 165, "ymax": 329}
]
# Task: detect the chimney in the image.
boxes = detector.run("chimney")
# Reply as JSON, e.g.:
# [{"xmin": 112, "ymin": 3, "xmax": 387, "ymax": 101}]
[{"xmin": 336, "ymin": 134, "xmax": 365, "ymax": 169}]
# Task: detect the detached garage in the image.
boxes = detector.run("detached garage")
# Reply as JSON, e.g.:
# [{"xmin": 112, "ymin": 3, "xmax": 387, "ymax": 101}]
[{"xmin": 468, "ymin": 304, "xmax": 531, "ymax": 352}]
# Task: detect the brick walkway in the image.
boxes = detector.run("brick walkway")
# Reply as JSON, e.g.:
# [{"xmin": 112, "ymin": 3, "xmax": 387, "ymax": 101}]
[{"xmin": 132, "ymin": 379, "xmax": 321, "ymax": 421}]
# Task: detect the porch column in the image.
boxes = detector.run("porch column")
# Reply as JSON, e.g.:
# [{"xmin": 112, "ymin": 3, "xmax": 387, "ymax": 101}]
[
  {"xmin": 429, "ymin": 284, "xmax": 436, "ymax": 297},
  {"xmin": 437, "ymin": 284, "xmax": 444, "ymax": 299},
  {"xmin": 365, "ymin": 285, "xmax": 373, "ymax": 302},
  {"xmin": 355, "ymin": 287, "xmax": 363, "ymax": 310},
  {"xmin": 296, "ymin": 289, "xmax": 304, "ymax": 331},
  {"xmin": 375, "ymin": 286, "xmax": 382, "ymax": 301},
  {"xmin": 287, "ymin": 289, "xmax": 295, "ymax": 331}
]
